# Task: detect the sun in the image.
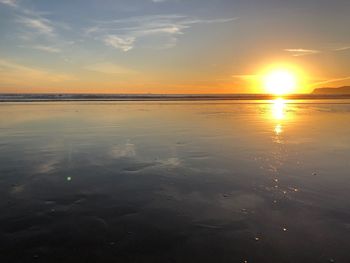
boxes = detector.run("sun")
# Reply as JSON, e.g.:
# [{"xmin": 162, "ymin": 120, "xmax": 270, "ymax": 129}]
[{"xmin": 264, "ymin": 70, "xmax": 297, "ymax": 95}]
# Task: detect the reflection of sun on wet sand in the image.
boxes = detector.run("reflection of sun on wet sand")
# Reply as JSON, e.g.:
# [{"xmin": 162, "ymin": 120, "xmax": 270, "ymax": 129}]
[
  {"xmin": 270, "ymin": 98, "xmax": 289, "ymax": 143},
  {"xmin": 274, "ymin": 124, "xmax": 283, "ymax": 135},
  {"xmin": 272, "ymin": 98, "xmax": 286, "ymax": 121}
]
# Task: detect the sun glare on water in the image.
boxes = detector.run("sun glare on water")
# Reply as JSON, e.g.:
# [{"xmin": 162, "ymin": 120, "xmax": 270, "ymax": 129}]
[{"xmin": 264, "ymin": 70, "xmax": 297, "ymax": 95}]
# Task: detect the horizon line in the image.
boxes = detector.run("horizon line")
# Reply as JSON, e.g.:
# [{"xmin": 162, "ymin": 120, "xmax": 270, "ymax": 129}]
[{"xmin": 1, "ymin": 93, "xmax": 350, "ymax": 102}]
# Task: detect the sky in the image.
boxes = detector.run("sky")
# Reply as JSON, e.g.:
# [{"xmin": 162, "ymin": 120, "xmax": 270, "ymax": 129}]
[{"xmin": 0, "ymin": 0, "xmax": 349, "ymax": 94}]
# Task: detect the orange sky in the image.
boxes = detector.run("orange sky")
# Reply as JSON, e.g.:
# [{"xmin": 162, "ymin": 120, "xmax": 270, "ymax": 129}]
[{"xmin": 0, "ymin": 0, "xmax": 349, "ymax": 94}]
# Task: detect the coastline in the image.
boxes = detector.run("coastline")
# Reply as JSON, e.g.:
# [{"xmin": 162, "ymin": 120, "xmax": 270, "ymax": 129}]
[{"xmin": 1, "ymin": 93, "xmax": 350, "ymax": 102}]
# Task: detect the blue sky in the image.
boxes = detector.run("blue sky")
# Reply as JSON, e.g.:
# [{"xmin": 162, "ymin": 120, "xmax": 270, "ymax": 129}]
[{"xmin": 0, "ymin": 0, "xmax": 349, "ymax": 93}]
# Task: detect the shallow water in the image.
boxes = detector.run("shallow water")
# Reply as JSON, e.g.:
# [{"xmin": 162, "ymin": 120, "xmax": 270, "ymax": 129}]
[{"xmin": 0, "ymin": 100, "xmax": 350, "ymax": 263}]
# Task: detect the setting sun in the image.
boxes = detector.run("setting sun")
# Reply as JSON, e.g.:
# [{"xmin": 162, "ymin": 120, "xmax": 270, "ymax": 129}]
[{"xmin": 264, "ymin": 70, "xmax": 297, "ymax": 95}]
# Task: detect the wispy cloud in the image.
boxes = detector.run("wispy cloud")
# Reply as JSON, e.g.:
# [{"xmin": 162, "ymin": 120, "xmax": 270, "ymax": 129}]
[
  {"xmin": 284, "ymin": 48, "xmax": 320, "ymax": 56},
  {"xmin": 4, "ymin": 0, "xmax": 73, "ymax": 55},
  {"xmin": 334, "ymin": 46, "xmax": 350, "ymax": 52},
  {"xmin": 87, "ymin": 15, "xmax": 238, "ymax": 52},
  {"xmin": 103, "ymin": 35, "xmax": 136, "ymax": 52},
  {"xmin": 312, "ymin": 76, "xmax": 350, "ymax": 86},
  {"xmin": 85, "ymin": 62, "xmax": 136, "ymax": 75},
  {"xmin": 17, "ymin": 16, "xmax": 54, "ymax": 36},
  {"xmin": 231, "ymin": 74, "xmax": 257, "ymax": 80},
  {"xmin": 32, "ymin": 45, "xmax": 61, "ymax": 53},
  {"xmin": 285, "ymin": 45, "xmax": 350, "ymax": 56},
  {"xmin": 0, "ymin": 0, "xmax": 17, "ymax": 7},
  {"xmin": 0, "ymin": 59, "xmax": 75, "ymax": 85}
]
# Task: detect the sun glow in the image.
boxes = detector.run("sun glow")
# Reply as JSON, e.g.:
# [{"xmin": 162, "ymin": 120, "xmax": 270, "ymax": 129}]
[{"xmin": 264, "ymin": 70, "xmax": 297, "ymax": 95}]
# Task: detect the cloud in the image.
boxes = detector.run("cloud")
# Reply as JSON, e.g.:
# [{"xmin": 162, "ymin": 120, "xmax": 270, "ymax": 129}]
[
  {"xmin": 7, "ymin": 0, "xmax": 72, "ymax": 54},
  {"xmin": 85, "ymin": 62, "xmax": 136, "ymax": 75},
  {"xmin": 284, "ymin": 48, "xmax": 320, "ymax": 56},
  {"xmin": 87, "ymin": 15, "xmax": 238, "ymax": 52},
  {"xmin": 312, "ymin": 76, "xmax": 350, "ymax": 86},
  {"xmin": 334, "ymin": 46, "xmax": 350, "ymax": 52},
  {"xmin": 17, "ymin": 17, "xmax": 54, "ymax": 36},
  {"xmin": 32, "ymin": 45, "xmax": 61, "ymax": 53},
  {"xmin": 0, "ymin": 59, "xmax": 76, "ymax": 85},
  {"xmin": 285, "ymin": 45, "xmax": 350, "ymax": 55},
  {"xmin": 0, "ymin": 0, "xmax": 17, "ymax": 7},
  {"xmin": 103, "ymin": 35, "xmax": 135, "ymax": 52},
  {"xmin": 231, "ymin": 74, "xmax": 257, "ymax": 80}
]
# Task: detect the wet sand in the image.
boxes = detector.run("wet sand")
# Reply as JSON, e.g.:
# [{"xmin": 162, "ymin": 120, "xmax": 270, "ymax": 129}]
[{"xmin": 0, "ymin": 100, "xmax": 350, "ymax": 262}]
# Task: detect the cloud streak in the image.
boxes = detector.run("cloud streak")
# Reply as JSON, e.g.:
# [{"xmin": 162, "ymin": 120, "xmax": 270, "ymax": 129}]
[
  {"xmin": 334, "ymin": 46, "xmax": 350, "ymax": 52},
  {"xmin": 231, "ymin": 74, "xmax": 257, "ymax": 80},
  {"xmin": 103, "ymin": 35, "xmax": 136, "ymax": 52},
  {"xmin": 284, "ymin": 48, "xmax": 320, "ymax": 56},
  {"xmin": 312, "ymin": 76, "xmax": 350, "ymax": 86},
  {"xmin": 284, "ymin": 45, "xmax": 350, "ymax": 56},
  {"xmin": 85, "ymin": 62, "xmax": 136, "ymax": 75},
  {"xmin": 32, "ymin": 45, "xmax": 61, "ymax": 53},
  {"xmin": 0, "ymin": 0, "xmax": 17, "ymax": 7},
  {"xmin": 87, "ymin": 15, "xmax": 238, "ymax": 52},
  {"xmin": 0, "ymin": 59, "xmax": 75, "ymax": 85},
  {"xmin": 4, "ymin": 0, "xmax": 73, "ymax": 55},
  {"xmin": 17, "ymin": 17, "xmax": 55, "ymax": 36}
]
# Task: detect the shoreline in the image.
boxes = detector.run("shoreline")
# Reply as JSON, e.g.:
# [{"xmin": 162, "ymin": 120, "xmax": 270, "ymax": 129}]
[{"xmin": 1, "ymin": 94, "xmax": 350, "ymax": 102}]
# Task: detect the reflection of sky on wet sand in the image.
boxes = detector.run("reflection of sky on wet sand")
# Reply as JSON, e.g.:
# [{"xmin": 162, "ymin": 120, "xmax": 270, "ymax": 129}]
[{"xmin": 1, "ymin": 101, "xmax": 350, "ymax": 262}]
